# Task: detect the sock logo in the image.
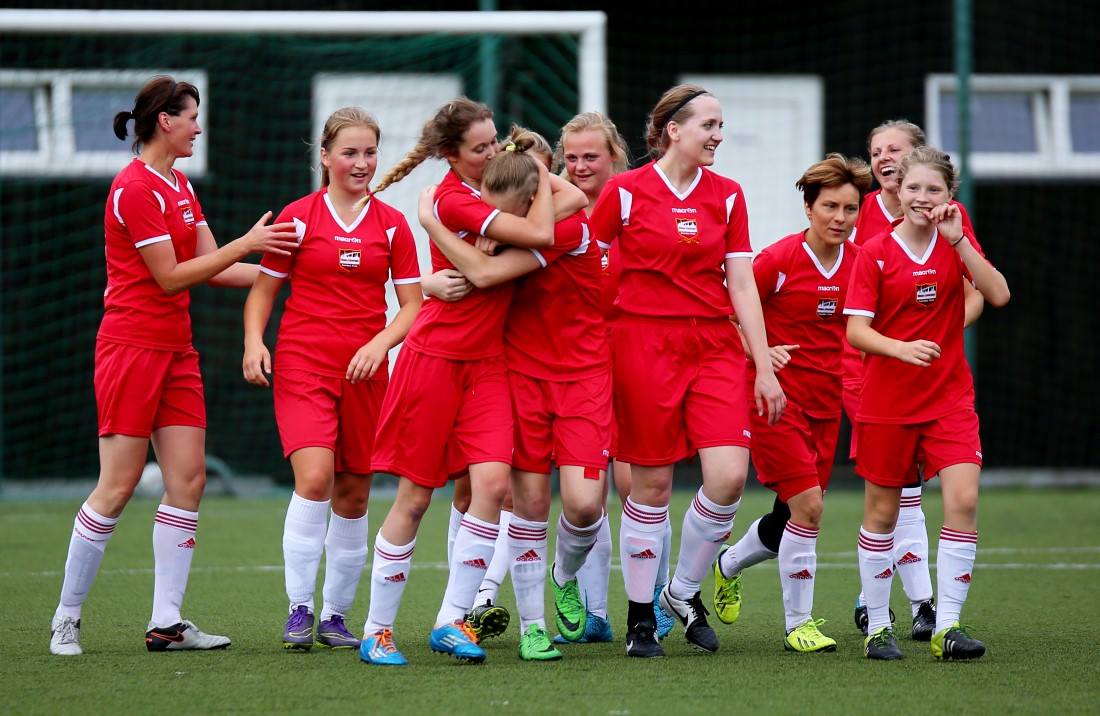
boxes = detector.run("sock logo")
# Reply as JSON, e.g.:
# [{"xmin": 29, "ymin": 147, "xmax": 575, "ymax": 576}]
[
  {"xmin": 515, "ymin": 549, "xmax": 541, "ymax": 563},
  {"xmin": 384, "ymin": 572, "xmax": 406, "ymax": 583},
  {"xmin": 462, "ymin": 558, "xmax": 489, "ymax": 569},
  {"xmin": 897, "ymin": 551, "xmax": 922, "ymax": 565},
  {"xmin": 874, "ymin": 567, "xmax": 894, "ymax": 579},
  {"xmin": 713, "ymin": 531, "xmax": 732, "ymax": 543},
  {"xmin": 955, "ymin": 573, "xmax": 972, "ymax": 584},
  {"xmin": 788, "ymin": 569, "xmax": 814, "ymax": 580},
  {"xmin": 177, "ymin": 537, "xmax": 196, "ymax": 549},
  {"xmin": 630, "ymin": 549, "xmax": 657, "ymax": 560}
]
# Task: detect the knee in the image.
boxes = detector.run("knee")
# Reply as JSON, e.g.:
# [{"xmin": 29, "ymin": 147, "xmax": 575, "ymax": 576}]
[
  {"xmin": 704, "ymin": 466, "xmax": 748, "ymax": 505},
  {"xmin": 565, "ymin": 500, "xmax": 602, "ymax": 528},
  {"xmin": 163, "ymin": 467, "xmax": 206, "ymax": 502},
  {"xmin": 796, "ymin": 498, "xmax": 824, "ymax": 530},
  {"xmin": 331, "ymin": 475, "xmax": 371, "ymax": 517},
  {"xmin": 294, "ymin": 466, "xmax": 334, "ymax": 502},
  {"xmin": 92, "ymin": 480, "xmax": 138, "ymax": 515}
]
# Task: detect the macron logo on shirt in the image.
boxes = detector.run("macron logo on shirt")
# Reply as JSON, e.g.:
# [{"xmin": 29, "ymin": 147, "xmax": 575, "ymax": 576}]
[{"xmin": 334, "ymin": 235, "xmax": 362, "ymax": 244}]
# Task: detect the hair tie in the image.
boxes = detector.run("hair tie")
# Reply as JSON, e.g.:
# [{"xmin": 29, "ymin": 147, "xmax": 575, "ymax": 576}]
[
  {"xmin": 504, "ymin": 142, "xmax": 517, "ymax": 152},
  {"xmin": 663, "ymin": 90, "xmax": 708, "ymax": 130}
]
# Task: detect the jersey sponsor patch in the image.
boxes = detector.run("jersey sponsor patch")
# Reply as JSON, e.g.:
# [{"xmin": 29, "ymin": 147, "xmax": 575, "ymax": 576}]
[
  {"xmin": 338, "ymin": 249, "xmax": 361, "ymax": 271},
  {"xmin": 817, "ymin": 298, "xmax": 838, "ymax": 318},
  {"xmin": 676, "ymin": 217, "xmax": 699, "ymax": 244},
  {"xmin": 178, "ymin": 199, "xmax": 195, "ymax": 225},
  {"xmin": 915, "ymin": 282, "xmax": 937, "ymax": 306}
]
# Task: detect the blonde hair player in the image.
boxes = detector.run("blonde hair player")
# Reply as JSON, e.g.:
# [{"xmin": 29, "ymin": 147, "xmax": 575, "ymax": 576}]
[
  {"xmin": 241, "ymin": 107, "xmax": 422, "ymax": 651},
  {"xmin": 49, "ymin": 75, "xmax": 299, "ymax": 656},
  {"xmin": 844, "ymin": 147, "xmax": 1009, "ymax": 660},
  {"xmin": 589, "ymin": 84, "xmax": 785, "ymax": 657}
]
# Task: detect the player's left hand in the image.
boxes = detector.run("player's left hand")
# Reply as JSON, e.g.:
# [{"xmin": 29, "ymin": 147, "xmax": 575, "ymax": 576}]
[
  {"xmin": 347, "ymin": 337, "xmax": 388, "ymax": 383},
  {"xmin": 754, "ymin": 370, "xmax": 787, "ymax": 426},
  {"xmin": 475, "ymin": 235, "xmax": 500, "ymax": 255},
  {"xmin": 417, "ymin": 185, "xmax": 439, "ymax": 227},
  {"xmin": 928, "ymin": 203, "xmax": 964, "ymax": 246}
]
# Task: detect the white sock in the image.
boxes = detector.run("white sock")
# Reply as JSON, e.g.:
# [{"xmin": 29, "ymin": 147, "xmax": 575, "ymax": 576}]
[
  {"xmin": 447, "ymin": 503, "xmax": 464, "ymax": 566},
  {"xmin": 56, "ymin": 501, "xmax": 119, "ymax": 620},
  {"xmin": 779, "ymin": 521, "xmax": 819, "ymax": 632},
  {"xmin": 363, "ymin": 532, "xmax": 414, "ymax": 634},
  {"xmin": 282, "ymin": 493, "xmax": 330, "ymax": 612},
  {"xmin": 554, "ymin": 513, "xmax": 600, "ymax": 584},
  {"xmin": 476, "ymin": 510, "xmax": 511, "ymax": 605},
  {"xmin": 508, "ymin": 516, "xmax": 549, "ymax": 631},
  {"xmin": 719, "ymin": 517, "xmax": 778, "ymax": 578},
  {"xmin": 620, "ymin": 499, "xmax": 668, "ymax": 604},
  {"xmin": 436, "ymin": 514, "xmax": 498, "ymax": 625},
  {"xmin": 857, "ymin": 527, "xmax": 895, "ymax": 634},
  {"xmin": 320, "ymin": 511, "xmax": 369, "ymax": 621},
  {"xmin": 936, "ymin": 527, "xmax": 978, "ymax": 632},
  {"xmin": 150, "ymin": 504, "xmax": 199, "ymax": 628},
  {"xmin": 895, "ymin": 486, "xmax": 933, "ymax": 613},
  {"xmin": 656, "ymin": 517, "xmax": 672, "ymax": 587},
  {"xmin": 576, "ymin": 513, "xmax": 611, "ymax": 619},
  {"xmin": 669, "ymin": 491, "xmax": 738, "ymax": 599}
]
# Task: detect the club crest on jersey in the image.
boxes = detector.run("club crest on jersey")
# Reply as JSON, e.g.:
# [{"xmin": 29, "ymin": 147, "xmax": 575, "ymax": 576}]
[
  {"xmin": 675, "ymin": 217, "xmax": 699, "ymax": 244},
  {"xmin": 916, "ymin": 282, "xmax": 937, "ymax": 306},
  {"xmin": 817, "ymin": 298, "xmax": 837, "ymax": 319},
  {"xmin": 338, "ymin": 249, "xmax": 361, "ymax": 272},
  {"xmin": 177, "ymin": 199, "xmax": 195, "ymax": 225}
]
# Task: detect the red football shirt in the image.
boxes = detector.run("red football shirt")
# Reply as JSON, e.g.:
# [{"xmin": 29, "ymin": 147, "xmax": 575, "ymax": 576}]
[
  {"xmin": 404, "ymin": 170, "xmax": 515, "ymax": 360},
  {"xmin": 843, "ymin": 227, "xmax": 985, "ymax": 424},
  {"xmin": 260, "ymin": 189, "xmax": 420, "ymax": 378},
  {"xmin": 598, "ymin": 238, "xmax": 622, "ymax": 320},
  {"xmin": 750, "ymin": 232, "xmax": 857, "ymax": 418},
  {"xmin": 842, "ymin": 190, "xmax": 981, "ymax": 387},
  {"xmin": 588, "ymin": 162, "xmax": 752, "ymax": 319},
  {"xmin": 99, "ymin": 159, "xmax": 205, "ymax": 351},
  {"xmin": 505, "ymin": 210, "xmax": 609, "ymax": 381}
]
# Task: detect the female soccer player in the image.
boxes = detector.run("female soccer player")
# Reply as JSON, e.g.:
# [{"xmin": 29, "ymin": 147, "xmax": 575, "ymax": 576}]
[
  {"xmin": 356, "ymin": 103, "xmax": 585, "ymax": 666},
  {"xmin": 848, "ymin": 120, "xmax": 986, "ymax": 641},
  {"xmin": 49, "ymin": 76, "xmax": 299, "ymax": 655},
  {"xmin": 590, "ymin": 84, "xmax": 785, "ymax": 658},
  {"xmin": 241, "ymin": 108, "xmax": 422, "ymax": 651},
  {"xmin": 711, "ymin": 154, "xmax": 872, "ymax": 653},
  {"xmin": 844, "ymin": 147, "xmax": 1009, "ymax": 660}
]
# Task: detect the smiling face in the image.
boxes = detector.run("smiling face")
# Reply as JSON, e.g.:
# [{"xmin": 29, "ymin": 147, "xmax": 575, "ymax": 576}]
[
  {"xmin": 448, "ymin": 118, "xmax": 498, "ymax": 183},
  {"xmin": 162, "ymin": 96, "xmax": 201, "ymax": 159},
  {"xmin": 667, "ymin": 94, "xmax": 723, "ymax": 166},
  {"xmin": 869, "ymin": 127, "xmax": 918, "ymax": 195},
  {"xmin": 321, "ymin": 125, "xmax": 379, "ymax": 197},
  {"xmin": 898, "ymin": 163, "xmax": 951, "ymax": 227},
  {"xmin": 563, "ymin": 128, "xmax": 616, "ymax": 200},
  {"xmin": 807, "ymin": 183, "xmax": 861, "ymax": 247}
]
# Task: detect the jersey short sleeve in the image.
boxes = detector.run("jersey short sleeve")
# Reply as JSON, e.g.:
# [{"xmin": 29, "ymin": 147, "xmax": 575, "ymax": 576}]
[
  {"xmin": 259, "ymin": 203, "xmax": 305, "ymax": 279},
  {"xmin": 183, "ymin": 178, "xmax": 207, "ymax": 227},
  {"xmin": 588, "ymin": 176, "xmax": 625, "ymax": 248},
  {"xmin": 531, "ymin": 210, "xmax": 587, "ymax": 268},
  {"xmin": 388, "ymin": 215, "xmax": 421, "ymax": 285},
  {"xmin": 724, "ymin": 187, "xmax": 752, "ymax": 258},
  {"xmin": 437, "ymin": 190, "xmax": 500, "ymax": 237},
  {"xmin": 843, "ymin": 246, "xmax": 882, "ymax": 319},
  {"xmin": 116, "ymin": 181, "xmax": 172, "ymax": 248},
  {"xmin": 751, "ymin": 247, "xmax": 782, "ymax": 302}
]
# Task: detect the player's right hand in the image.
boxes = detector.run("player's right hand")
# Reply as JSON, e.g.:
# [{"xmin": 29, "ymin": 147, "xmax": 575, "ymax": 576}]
[
  {"xmin": 894, "ymin": 339, "xmax": 941, "ymax": 367},
  {"xmin": 241, "ymin": 211, "xmax": 299, "ymax": 256},
  {"xmin": 422, "ymin": 268, "xmax": 473, "ymax": 302},
  {"xmin": 417, "ymin": 185, "xmax": 439, "ymax": 227},
  {"xmin": 475, "ymin": 235, "xmax": 500, "ymax": 255},
  {"xmin": 769, "ymin": 344, "xmax": 799, "ymax": 372},
  {"xmin": 243, "ymin": 342, "xmax": 272, "ymax": 387}
]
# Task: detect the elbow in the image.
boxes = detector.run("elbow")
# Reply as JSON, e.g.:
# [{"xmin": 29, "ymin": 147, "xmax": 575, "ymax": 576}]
[
  {"xmin": 158, "ymin": 279, "xmax": 184, "ymax": 296},
  {"xmin": 989, "ymin": 287, "xmax": 1011, "ymax": 308},
  {"xmin": 534, "ymin": 228, "xmax": 554, "ymax": 248},
  {"xmin": 466, "ymin": 269, "xmax": 496, "ymax": 289}
]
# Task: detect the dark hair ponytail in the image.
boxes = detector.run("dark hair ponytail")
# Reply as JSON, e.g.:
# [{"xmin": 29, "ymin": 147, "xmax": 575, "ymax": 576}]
[{"xmin": 114, "ymin": 75, "xmax": 200, "ymax": 153}]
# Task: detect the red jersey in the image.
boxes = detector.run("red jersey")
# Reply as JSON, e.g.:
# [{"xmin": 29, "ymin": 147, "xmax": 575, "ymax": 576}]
[
  {"xmin": 505, "ymin": 210, "xmax": 608, "ymax": 381},
  {"xmin": 588, "ymin": 162, "xmax": 752, "ymax": 319},
  {"xmin": 260, "ymin": 189, "xmax": 420, "ymax": 379},
  {"xmin": 99, "ymin": 159, "xmax": 206, "ymax": 351},
  {"xmin": 842, "ymin": 190, "xmax": 982, "ymax": 386},
  {"xmin": 404, "ymin": 170, "xmax": 514, "ymax": 360},
  {"xmin": 598, "ymin": 238, "xmax": 622, "ymax": 319},
  {"xmin": 844, "ymin": 226, "xmax": 986, "ymax": 424},
  {"xmin": 751, "ymin": 232, "xmax": 857, "ymax": 418}
]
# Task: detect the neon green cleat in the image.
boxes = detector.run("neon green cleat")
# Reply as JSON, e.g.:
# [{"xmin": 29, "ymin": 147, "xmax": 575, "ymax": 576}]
[
  {"xmin": 712, "ymin": 548, "xmax": 743, "ymax": 625},
  {"xmin": 931, "ymin": 622, "xmax": 986, "ymax": 660},
  {"xmin": 550, "ymin": 567, "xmax": 587, "ymax": 642},
  {"xmin": 783, "ymin": 618, "xmax": 837, "ymax": 653},
  {"xmin": 518, "ymin": 624, "xmax": 562, "ymax": 661}
]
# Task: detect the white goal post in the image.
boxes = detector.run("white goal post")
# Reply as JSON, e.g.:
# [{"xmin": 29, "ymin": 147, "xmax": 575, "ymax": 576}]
[{"xmin": 0, "ymin": 9, "xmax": 607, "ymax": 113}]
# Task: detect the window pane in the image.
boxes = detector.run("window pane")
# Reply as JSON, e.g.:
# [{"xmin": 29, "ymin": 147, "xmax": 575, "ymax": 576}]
[
  {"xmin": 72, "ymin": 86, "xmax": 140, "ymax": 151},
  {"xmin": 1070, "ymin": 93, "xmax": 1100, "ymax": 153},
  {"xmin": 940, "ymin": 91, "xmax": 1037, "ymax": 153},
  {"xmin": 0, "ymin": 87, "xmax": 39, "ymax": 151}
]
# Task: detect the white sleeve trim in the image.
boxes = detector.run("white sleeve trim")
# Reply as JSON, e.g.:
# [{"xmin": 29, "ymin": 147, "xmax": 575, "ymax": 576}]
[
  {"xmin": 112, "ymin": 188, "xmax": 125, "ymax": 225},
  {"xmin": 480, "ymin": 208, "xmax": 501, "ymax": 237},
  {"xmin": 596, "ymin": 240, "xmax": 612, "ymax": 250},
  {"xmin": 196, "ymin": 220, "xmax": 208, "ymax": 227},
  {"xmin": 529, "ymin": 248, "xmax": 548, "ymax": 268},
  {"xmin": 386, "ymin": 227, "xmax": 397, "ymax": 243},
  {"xmin": 843, "ymin": 308, "xmax": 875, "ymax": 318},
  {"xmin": 134, "ymin": 234, "xmax": 171, "ymax": 248},
  {"xmin": 392, "ymin": 277, "xmax": 421, "ymax": 285},
  {"xmin": 260, "ymin": 266, "xmax": 288, "ymax": 279},
  {"xmin": 151, "ymin": 189, "xmax": 165, "ymax": 214},
  {"xmin": 725, "ymin": 251, "xmax": 753, "ymax": 259},
  {"xmin": 725, "ymin": 193, "xmax": 738, "ymax": 222},
  {"xmin": 618, "ymin": 187, "xmax": 633, "ymax": 225}
]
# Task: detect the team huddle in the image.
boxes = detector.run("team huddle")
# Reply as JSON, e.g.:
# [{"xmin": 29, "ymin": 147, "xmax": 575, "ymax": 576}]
[{"xmin": 48, "ymin": 75, "xmax": 1010, "ymax": 664}]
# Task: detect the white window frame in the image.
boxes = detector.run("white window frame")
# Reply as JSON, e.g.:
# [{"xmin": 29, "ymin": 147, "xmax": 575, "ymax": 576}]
[
  {"xmin": 926, "ymin": 74, "xmax": 1100, "ymax": 179},
  {"xmin": 0, "ymin": 69, "xmax": 207, "ymax": 177}
]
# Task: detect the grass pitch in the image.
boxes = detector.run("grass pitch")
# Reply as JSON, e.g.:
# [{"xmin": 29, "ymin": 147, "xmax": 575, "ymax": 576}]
[{"xmin": 3, "ymin": 487, "xmax": 1099, "ymax": 715}]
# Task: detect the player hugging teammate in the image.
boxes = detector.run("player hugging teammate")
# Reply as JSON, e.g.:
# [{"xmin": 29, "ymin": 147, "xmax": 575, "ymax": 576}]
[{"xmin": 54, "ymin": 76, "xmax": 1010, "ymax": 665}]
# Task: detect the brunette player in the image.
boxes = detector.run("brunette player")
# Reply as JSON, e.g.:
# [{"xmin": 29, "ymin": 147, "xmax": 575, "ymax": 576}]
[
  {"xmin": 711, "ymin": 154, "xmax": 872, "ymax": 653},
  {"xmin": 242, "ymin": 108, "xmax": 422, "ymax": 651},
  {"xmin": 50, "ymin": 76, "xmax": 298, "ymax": 655},
  {"xmin": 589, "ymin": 84, "xmax": 785, "ymax": 658},
  {"xmin": 844, "ymin": 147, "xmax": 1009, "ymax": 660}
]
